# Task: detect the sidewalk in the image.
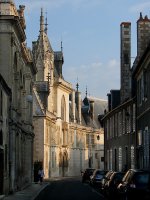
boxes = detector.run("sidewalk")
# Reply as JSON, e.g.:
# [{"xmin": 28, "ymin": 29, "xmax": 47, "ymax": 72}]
[{"xmin": 2, "ymin": 182, "xmax": 49, "ymax": 200}]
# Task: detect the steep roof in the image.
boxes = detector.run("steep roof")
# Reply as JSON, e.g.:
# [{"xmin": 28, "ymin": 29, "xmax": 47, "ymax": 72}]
[{"xmin": 81, "ymin": 96, "xmax": 107, "ymax": 129}]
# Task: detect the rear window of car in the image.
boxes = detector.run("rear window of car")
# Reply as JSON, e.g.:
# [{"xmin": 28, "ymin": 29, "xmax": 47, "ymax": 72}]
[
  {"xmin": 96, "ymin": 171, "xmax": 105, "ymax": 175},
  {"xmin": 134, "ymin": 173, "xmax": 150, "ymax": 186},
  {"xmin": 86, "ymin": 169, "xmax": 95, "ymax": 174}
]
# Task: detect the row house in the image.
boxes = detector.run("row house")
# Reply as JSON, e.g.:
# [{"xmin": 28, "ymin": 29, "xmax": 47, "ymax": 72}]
[
  {"xmin": 0, "ymin": 0, "xmax": 37, "ymax": 194},
  {"xmin": 104, "ymin": 93, "xmax": 136, "ymax": 171},
  {"xmin": 133, "ymin": 42, "xmax": 150, "ymax": 169},
  {"xmin": 103, "ymin": 13, "xmax": 150, "ymax": 172}
]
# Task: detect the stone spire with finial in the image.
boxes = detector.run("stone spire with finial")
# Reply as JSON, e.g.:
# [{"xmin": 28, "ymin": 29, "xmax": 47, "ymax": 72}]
[
  {"xmin": 61, "ymin": 40, "xmax": 63, "ymax": 52},
  {"xmin": 76, "ymin": 78, "xmax": 79, "ymax": 92},
  {"xmin": 85, "ymin": 86, "xmax": 87, "ymax": 97},
  {"xmin": 40, "ymin": 8, "xmax": 44, "ymax": 32}
]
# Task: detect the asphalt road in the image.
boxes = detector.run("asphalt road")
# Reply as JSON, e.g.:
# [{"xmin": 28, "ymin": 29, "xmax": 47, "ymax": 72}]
[{"xmin": 35, "ymin": 177, "xmax": 105, "ymax": 200}]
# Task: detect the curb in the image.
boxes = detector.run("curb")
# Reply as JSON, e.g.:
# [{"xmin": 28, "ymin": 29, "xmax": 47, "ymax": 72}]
[{"xmin": 31, "ymin": 183, "xmax": 50, "ymax": 200}]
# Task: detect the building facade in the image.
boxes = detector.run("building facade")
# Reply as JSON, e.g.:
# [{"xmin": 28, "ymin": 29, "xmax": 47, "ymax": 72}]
[
  {"xmin": 103, "ymin": 13, "xmax": 150, "ymax": 172},
  {"xmin": 0, "ymin": 0, "xmax": 36, "ymax": 194},
  {"xmin": 32, "ymin": 10, "xmax": 107, "ymax": 178},
  {"xmin": 133, "ymin": 42, "xmax": 150, "ymax": 170},
  {"xmin": 0, "ymin": 75, "xmax": 11, "ymax": 195}
]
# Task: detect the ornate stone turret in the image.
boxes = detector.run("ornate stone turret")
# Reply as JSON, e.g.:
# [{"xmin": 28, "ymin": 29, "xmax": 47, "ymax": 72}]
[
  {"xmin": 0, "ymin": 0, "xmax": 18, "ymax": 16},
  {"xmin": 40, "ymin": 8, "xmax": 44, "ymax": 33},
  {"xmin": 75, "ymin": 82, "xmax": 81, "ymax": 124},
  {"xmin": 18, "ymin": 5, "xmax": 26, "ymax": 29}
]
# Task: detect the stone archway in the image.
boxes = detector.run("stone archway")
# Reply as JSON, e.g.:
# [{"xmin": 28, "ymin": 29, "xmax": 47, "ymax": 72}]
[{"xmin": 59, "ymin": 150, "xmax": 68, "ymax": 177}]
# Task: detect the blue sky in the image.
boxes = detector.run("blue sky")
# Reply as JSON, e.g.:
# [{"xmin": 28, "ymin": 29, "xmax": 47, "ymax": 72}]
[{"xmin": 15, "ymin": 0, "xmax": 150, "ymax": 99}]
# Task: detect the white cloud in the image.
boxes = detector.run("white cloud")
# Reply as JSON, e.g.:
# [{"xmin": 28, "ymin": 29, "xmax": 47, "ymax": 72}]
[
  {"xmin": 130, "ymin": 2, "xmax": 150, "ymax": 13},
  {"xmin": 64, "ymin": 59, "xmax": 120, "ymax": 99}
]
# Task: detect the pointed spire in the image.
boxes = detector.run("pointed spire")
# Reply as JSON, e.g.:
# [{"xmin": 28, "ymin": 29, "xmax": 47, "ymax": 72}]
[
  {"xmin": 61, "ymin": 40, "xmax": 63, "ymax": 52},
  {"xmin": 40, "ymin": 8, "xmax": 44, "ymax": 32},
  {"xmin": 44, "ymin": 11, "xmax": 48, "ymax": 34},
  {"xmin": 76, "ymin": 78, "xmax": 79, "ymax": 92},
  {"xmin": 86, "ymin": 86, "xmax": 87, "ymax": 97},
  {"xmin": 140, "ymin": 12, "xmax": 143, "ymax": 20}
]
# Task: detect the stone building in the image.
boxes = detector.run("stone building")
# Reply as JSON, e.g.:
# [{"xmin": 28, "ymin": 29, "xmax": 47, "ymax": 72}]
[
  {"xmin": 32, "ymin": 10, "xmax": 107, "ymax": 178},
  {"xmin": 0, "ymin": 0, "xmax": 36, "ymax": 194},
  {"xmin": 0, "ymin": 75, "xmax": 11, "ymax": 195}
]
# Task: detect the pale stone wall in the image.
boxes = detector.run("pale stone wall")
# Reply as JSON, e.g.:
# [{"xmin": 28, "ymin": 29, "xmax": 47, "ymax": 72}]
[{"xmin": 33, "ymin": 118, "xmax": 44, "ymax": 162}]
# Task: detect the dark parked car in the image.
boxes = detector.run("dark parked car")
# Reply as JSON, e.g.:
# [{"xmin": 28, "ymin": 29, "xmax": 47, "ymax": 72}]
[
  {"xmin": 90, "ymin": 169, "xmax": 106, "ymax": 187},
  {"xmin": 81, "ymin": 168, "xmax": 95, "ymax": 183},
  {"xmin": 104, "ymin": 171, "xmax": 125, "ymax": 198},
  {"xmin": 117, "ymin": 169, "xmax": 150, "ymax": 200}
]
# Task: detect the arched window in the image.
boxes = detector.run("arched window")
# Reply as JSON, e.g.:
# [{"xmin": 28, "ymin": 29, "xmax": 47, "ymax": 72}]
[{"xmin": 61, "ymin": 95, "xmax": 66, "ymax": 121}]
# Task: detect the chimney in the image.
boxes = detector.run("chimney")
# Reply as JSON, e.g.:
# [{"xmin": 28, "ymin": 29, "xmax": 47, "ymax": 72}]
[
  {"xmin": 90, "ymin": 100, "xmax": 94, "ymax": 120},
  {"xmin": 120, "ymin": 22, "xmax": 131, "ymax": 103},
  {"xmin": 137, "ymin": 13, "xmax": 150, "ymax": 58}
]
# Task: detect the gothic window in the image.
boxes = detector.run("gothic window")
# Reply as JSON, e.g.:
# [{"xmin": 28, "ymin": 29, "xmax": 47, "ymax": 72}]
[
  {"xmin": 86, "ymin": 134, "xmax": 89, "ymax": 145},
  {"xmin": 91, "ymin": 134, "xmax": 94, "ymax": 145},
  {"xmin": 46, "ymin": 151, "xmax": 48, "ymax": 169},
  {"xmin": 52, "ymin": 151, "xmax": 56, "ymax": 168},
  {"xmin": 61, "ymin": 95, "xmax": 66, "ymax": 121},
  {"xmin": 63, "ymin": 130, "xmax": 67, "ymax": 145}
]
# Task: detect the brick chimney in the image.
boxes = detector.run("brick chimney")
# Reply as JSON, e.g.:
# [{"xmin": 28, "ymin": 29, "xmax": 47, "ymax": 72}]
[{"xmin": 120, "ymin": 22, "xmax": 131, "ymax": 103}]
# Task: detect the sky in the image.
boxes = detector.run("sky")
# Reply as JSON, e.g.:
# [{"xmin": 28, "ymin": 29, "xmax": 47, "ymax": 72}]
[{"xmin": 14, "ymin": 0, "xmax": 150, "ymax": 100}]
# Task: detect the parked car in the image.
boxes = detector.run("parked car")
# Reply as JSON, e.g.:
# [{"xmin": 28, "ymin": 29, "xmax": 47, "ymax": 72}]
[
  {"xmin": 90, "ymin": 169, "xmax": 106, "ymax": 187},
  {"xmin": 81, "ymin": 168, "xmax": 95, "ymax": 183},
  {"xmin": 117, "ymin": 169, "xmax": 150, "ymax": 200},
  {"xmin": 104, "ymin": 171, "xmax": 125, "ymax": 199},
  {"xmin": 100, "ymin": 170, "xmax": 114, "ymax": 192}
]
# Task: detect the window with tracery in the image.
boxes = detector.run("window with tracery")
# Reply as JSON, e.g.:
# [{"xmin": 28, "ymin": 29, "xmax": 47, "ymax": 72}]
[{"xmin": 61, "ymin": 95, "xmax": 66, "ymax": 121}]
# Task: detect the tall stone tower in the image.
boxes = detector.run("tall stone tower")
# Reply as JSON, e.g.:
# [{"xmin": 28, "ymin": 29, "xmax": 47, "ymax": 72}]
[
  {"xmin": 120, "ymin": 22, "xmax": 131, "ymax": 103},
  {"xmin": 137, "ymin": 13, "xmax": 150, "ymax": 58}
]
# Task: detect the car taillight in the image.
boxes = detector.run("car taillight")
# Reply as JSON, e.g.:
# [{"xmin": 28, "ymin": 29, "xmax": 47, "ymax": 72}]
[{"xmin": 130, "ymin": 183, "xmax": 136, "ymax": 188}]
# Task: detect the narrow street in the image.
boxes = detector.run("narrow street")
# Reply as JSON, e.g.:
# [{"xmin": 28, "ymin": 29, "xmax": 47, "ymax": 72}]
[{"xmin": 35, "ymin": 177, "xmax": 105, "ymax": 200}]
